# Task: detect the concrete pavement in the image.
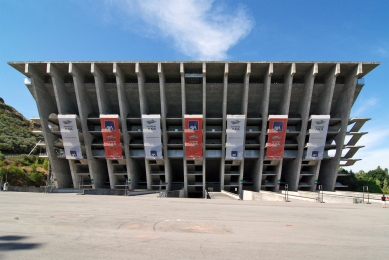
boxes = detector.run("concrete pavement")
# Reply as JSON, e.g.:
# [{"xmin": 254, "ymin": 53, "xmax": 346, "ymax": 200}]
[{"xmin": 0, "ymin": 192, "xmax": 388, "ymax": 260}]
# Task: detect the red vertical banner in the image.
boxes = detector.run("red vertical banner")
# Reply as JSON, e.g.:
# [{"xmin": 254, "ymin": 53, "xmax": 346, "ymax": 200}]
[
  {"xmin": 100, "ymin": 115, "xmax": 123, "ymax": 159},
  {"xmin": 266, "ymin": 115, "xmax": 288, "ymax": 159},
  {"xmin": 184, "ymin": 115, "xmax": 203, "ymax": 159}
]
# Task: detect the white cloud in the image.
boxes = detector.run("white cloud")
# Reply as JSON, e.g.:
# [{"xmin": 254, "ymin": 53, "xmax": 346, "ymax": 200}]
[
  {"xmin": 112, "ymin": 0, "xmax": 254, "ymax": 60},
  {"xmin": 348, "ymin": 147, "xmax": 389, "ymax": 172},
  {"xmin": 351, "ymin": 97, "xmax": 378, "ymax": 116},
  {"xmin": 374, "ymin": 46, "xmax": 389, "ymax": 57},
  {"xmin": 347, "ymin": 127, "xmax": 389, "ymax": 172}
]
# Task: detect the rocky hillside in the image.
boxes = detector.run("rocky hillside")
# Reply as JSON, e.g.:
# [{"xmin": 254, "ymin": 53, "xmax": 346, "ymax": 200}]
[{"xmin": 0, "ymin": 98, "xmax": 38, "ymax": 154}]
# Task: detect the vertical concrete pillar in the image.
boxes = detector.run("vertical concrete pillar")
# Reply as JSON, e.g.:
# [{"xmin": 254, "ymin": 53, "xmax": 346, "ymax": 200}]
[
  {"xmin": 114, "ymin": 63, "xmax": 139, "ymax": 188},
  {"xmin": 316, "ymin": 64, "xmax": 339, "ymax": 115},
  {"xmin": 239, "ymin": 63, "xmax": 250, "ymax": 196},
  {"xmin": 320, "ymin": 63, "xmax": 361, "ymax": 190},
  {"xmin": 288, "ymin": 63, "xmax": 317, "ymax": 190},
  {"xmin": 47, "ymin": 63, "xmax": 78, "ymax": 114},
  {"xmin": 25, "ymin": 63, "xmax": 72, "ymax": 188},
  {"xmin": 91, "ymin": 63, "xmax": 112, "ymax": 114},
  {"xmin": 202, "ymin": 62, "xmax": 207, "ymax": 196},
  {"xmin": 279, "ymin": 63, "xmax": 295, "ymax": 115},
  {"xmin": 220, "ymin": 63, "xmax": 228, "ymax": 191},
  {"xmin": 158, "ymin": 63, "xmax": 171, "ymax": 191},
  {"xmin": 311, "ymin": 64, "xmax": 339, "ymax": 192},
  {"xmin": 47, "ymin": 63, "xmax": 78, "ymax": 188},
  {"xmin": 257, "ymin": 63, "xmax": 273, "ymax": 190},
  {"xmin": 69, "ymin": 63, "xmax": 108, "ymax": 188},
  {"xmin": 275, "ymin": 63, "xmax": 295, "ymax": 192},
  {"xmin": 91, "ymin": 63, "xmax": 116, "ymax": 189},
  {"xmin": 136, "ymin": 63, "xmax": 151, "ymax": 190},
  {"xmin": 180, "ymin": 63, "xmax": 188, "ymax": 197},
  {"xmin": 136, "ymin": 63, "xmax": 149, "ymax": 115}
]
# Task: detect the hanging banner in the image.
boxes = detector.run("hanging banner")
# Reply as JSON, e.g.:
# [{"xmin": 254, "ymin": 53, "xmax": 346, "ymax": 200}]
[
  {"xmin": 226, "ymin": 115, "xmax": 245, "ymax": 160},
  {"xmin": 184, "ymin": 115, "xmax": 203, "ymax": 159},
  {"xmin": 58, "ymin": 114, "xmax": 83, "ymax": 159},
  {"xmin": 142, "ymin": 115, "xmax": 163, "ymax": 159},
  {"xmin": 305, "ymin": 115, "xmax": 330, "ymax": 160},
  {"xmin": 100, "ymin": 115, "xmax": 123, "ymax": 159},
  {"xmin": 266, "ymin": 115, "xmax": 288, "ymax": 159}
]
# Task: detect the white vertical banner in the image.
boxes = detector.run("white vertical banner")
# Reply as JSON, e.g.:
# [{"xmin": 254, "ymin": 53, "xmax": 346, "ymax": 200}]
[
  {"xmin": 142, "ymin": 115, "xmax": 163, "ymax": 159},
  {"xmin": 58, "ymin": 114, "xmax": 83, "ymax": 159},
  {"xmin": 226, "ymin": 115, "xmax": 246, "ymax": 160},
  {"xmin": 306, "ymin": 115, "xmax": 330, "ymax": 160}
]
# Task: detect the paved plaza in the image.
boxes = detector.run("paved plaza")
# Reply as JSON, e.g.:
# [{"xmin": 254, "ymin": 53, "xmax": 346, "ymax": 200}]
[{"xmin": 0, "ymin": 192, "xmax": 388, "ymax": 260}]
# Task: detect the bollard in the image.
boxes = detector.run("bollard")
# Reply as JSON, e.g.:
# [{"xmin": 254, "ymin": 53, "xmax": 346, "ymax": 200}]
[{"xmin": 284, "ymin": 184, "xmax": 290, "ymax": 202}]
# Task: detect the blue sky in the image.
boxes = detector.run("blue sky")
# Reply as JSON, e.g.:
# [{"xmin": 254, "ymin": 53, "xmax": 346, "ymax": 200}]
[{"xmin": 1, "ymin": 0, "xmax": 388, "ymax": 172}]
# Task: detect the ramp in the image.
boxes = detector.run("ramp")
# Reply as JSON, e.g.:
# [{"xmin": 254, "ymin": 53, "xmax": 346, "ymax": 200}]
[{"xmin": 208, "ymin": 192, "xmax": 237, "ymax": 200}]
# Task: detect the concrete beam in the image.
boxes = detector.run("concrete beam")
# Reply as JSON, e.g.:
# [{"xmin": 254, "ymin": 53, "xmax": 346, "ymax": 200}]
[
  {"xmin": 348, "ymin": 118, "xmax": 370, "ymax": 132},
  {"xmin": 346, "ymin": 132, "xmax": 367, "ymax": 146}
]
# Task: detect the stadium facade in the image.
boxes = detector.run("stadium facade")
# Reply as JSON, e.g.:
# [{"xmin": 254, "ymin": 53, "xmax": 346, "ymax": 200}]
[{"xmin": 9, "ymin": 61, "xmax": 379, "ymax": 197}]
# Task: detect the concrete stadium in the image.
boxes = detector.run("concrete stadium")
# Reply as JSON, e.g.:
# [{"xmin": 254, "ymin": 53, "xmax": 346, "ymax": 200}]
[{"xmin": 8, "ymin": 61, "xmax": 379, "ymax": 198}]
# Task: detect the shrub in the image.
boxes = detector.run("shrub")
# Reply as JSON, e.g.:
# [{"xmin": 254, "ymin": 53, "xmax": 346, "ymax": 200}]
[{"xmin": 28, "ymin": 172, "xmax": 46, "ymax": 186}]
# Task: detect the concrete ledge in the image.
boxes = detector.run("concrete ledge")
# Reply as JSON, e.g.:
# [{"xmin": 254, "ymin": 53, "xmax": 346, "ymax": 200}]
[
  {"xmin": 52, "ymin": 188, "xmax": 82, "ymax": 193},
  {"xmin": 82, "ymin": 189, "xmax": 159, "ymax": 196},
  {"xmin": 6, "ymin": 186, "xmax": 46, "ymax": 193},
  {"xmin": 279, "ymin": 190, "xmax": 383, "ymax": 204}
]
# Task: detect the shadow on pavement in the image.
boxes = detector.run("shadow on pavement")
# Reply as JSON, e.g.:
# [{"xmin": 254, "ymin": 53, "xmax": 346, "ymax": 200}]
[{"xmin": 0, "ymin": 235, "xmax": 42, "ymax": 251}]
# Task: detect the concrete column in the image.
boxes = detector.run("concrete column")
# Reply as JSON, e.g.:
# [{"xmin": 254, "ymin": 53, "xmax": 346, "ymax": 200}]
[
  {"xmin": 310, "ymin": 64, "xmax": 339, "ymax": 192},
  {"xmin": 91, "ymin": 63, "xmax": 112, "ymax": 114},
  {"xmin": 273, "ymin": 64, "xmax": 295, "ymax": 192},
  {"xmin": 47, "ymin": 63, "xmax": 78, "ymax": 114},
  {"xmin": 180, "ymin": 63, "xmax": 188, "ymax": 197},
  {"xmin": 279, "ymin": 63, "xmax": 295, "ymax": 115},
  {"xmin": 69, "ymin": 63, "xmax": 108, "ymax": 189},
  {"xmin": 202, "ymin": 62, "xmax": 206, "ymax": 196},
  {"xmin": 136, "ymin": 63, "xmax": 148, "ymax": 115},
  {"xmin": 239, "ymin": 63, "xmax": 250, "ymax": 196},
  {"xmin": 91, "ymin": 63, "xmax": 117, "ymax": 189},
  {"xmin": 220, "ymin": 63, "xmax": 228, "ymax": 191},
  {"xmin": 288, "ymin": 63, "xmax": 317, "ymax": 191},
  {"xmin": 114, "ymin": 63, "xmax": 139, "ymax": 189},
  {"xmin": 25, "ymin": 63, "xmax": 72, "ymax": 188},
  {"xmin": 158, "ymin": 63, "xmax": 171, "ymax": 191},
  {"xmin": 257, "ymin": 63, "xmax": 273, "ymax": 190},
  {"xmin": 320, "ymin": 63, "xmax": 362, "ymax": 190},
  {"xmin": 315, "ymin": 63, "xmax": 339, "ymax": 115},
  {"xmin": 136, "ymin": 63, "xmax": 151, "ymax": 190},
  {"xmin": 47, "ymin": 63, "xmax": 78, "ymax": 188},
  {"xmin": 68, "ymin": 160, "xmax": 78, "ymax": 188}
]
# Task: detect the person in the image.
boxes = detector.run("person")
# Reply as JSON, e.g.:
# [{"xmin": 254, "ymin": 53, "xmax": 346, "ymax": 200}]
[{"xmin": 381, "ymin": 194, "xmax": 386, "ymax": 208}]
